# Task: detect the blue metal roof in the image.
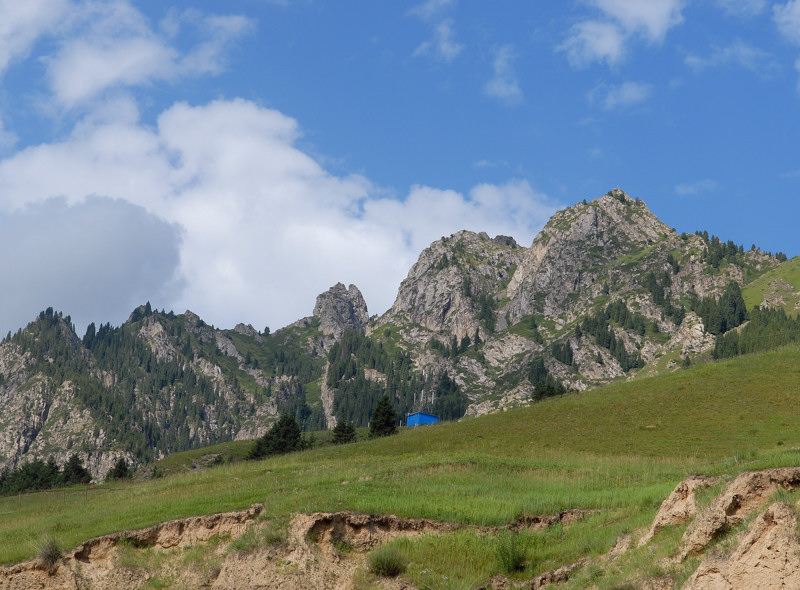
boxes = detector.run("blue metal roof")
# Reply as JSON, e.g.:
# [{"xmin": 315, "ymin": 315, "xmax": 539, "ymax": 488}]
[{"xmin": 407, "ymin": 412, "xmax": 439, "ymax": 426}]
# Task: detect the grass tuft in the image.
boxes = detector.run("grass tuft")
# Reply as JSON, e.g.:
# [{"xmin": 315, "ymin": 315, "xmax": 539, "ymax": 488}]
[
  {"xmin": 35, "ymin": 534, "xmax": 61, "ymax": 573},
  {"xmin": 494, "ymin": 531, "xmax": 528, "ymax": 573},
  {"xmin": 367, "ymin": 544, "xmax": 407, "ymax": 577}
]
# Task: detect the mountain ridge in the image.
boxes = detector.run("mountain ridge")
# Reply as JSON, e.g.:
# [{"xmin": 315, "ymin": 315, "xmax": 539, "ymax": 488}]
[{"xmin": 0, "ymin": 188, "xmax": 792, "ymax": 479}]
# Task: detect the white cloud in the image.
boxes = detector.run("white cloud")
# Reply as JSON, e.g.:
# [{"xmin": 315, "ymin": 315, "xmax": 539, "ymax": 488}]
[
  {"xmin": 591, "ymin": 81, "xmax": 653, "ymax": 109},
  {"xmin": 590, "ymin": 0, "xmax": 685, "ymax": 42},
  {"xmin": 408, "ymin": 0, "xmax": 457, "ymax": 20},
  {"xmin": 715, "ymin": 0, "xmax": 767, "ymax": 16},
  {"xmin": 773, "ymin": 2, "xmax": 800, "ymax": 91},
  {"xmin": 413, "ymin": 18, "xmax": 464, "ymax": 63},
  {"xmin": 0, "ymin": 117, "xmax": 17, "ymax": 153},
  {"xmin": 0, "ymin": 0, "xmax": 71, "ymax": 75},
  {"xmin": 560, "ymin": 0, "xmax": 684, "ymax": 66},
  {"xmin": 685, "ymin": 41, "xmax": 779, "ymax": 76},
  {"xmin": 43, "ymin": 2, "xmax": 253, "ymax": 108},
  {"xmin": 0, "ymin": 98, "xmax": 559, "ymax": 334},
  {"xmin": 178, "ymin": 14, "xmax": 253, "ymax": 75},
  {"xmin": 774, "ymin": 1, "xmax": 800, "ymax": 45},
  {"xmin": 364, "ymin": 180, "xmax": 555, "ymax": 256},
  {"xmin": 560, "ymin": 21, "xmax": 626, "ymax": 66},
  {"xmin": 676, "ymin": 179, "xmax": 718, "ymax": 195},
  {"xmin": 484, "ymin": 45, "xmax": 523, "ymax": 105}
]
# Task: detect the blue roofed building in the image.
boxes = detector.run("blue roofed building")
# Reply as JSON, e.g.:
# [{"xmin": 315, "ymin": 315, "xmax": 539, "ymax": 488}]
[{"xmin": 406, "ymin": 412, "xmax": 439, "ymax": 427}]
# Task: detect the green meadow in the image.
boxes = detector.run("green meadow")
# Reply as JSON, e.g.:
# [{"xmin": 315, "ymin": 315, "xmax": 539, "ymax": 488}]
[
  {"xmin": 3, "ymin": 344, "xmax": 800, "ymax": 586},
  {"xmin": 742, "ymin": 255, "xmax": 800, "ymax": 314}
]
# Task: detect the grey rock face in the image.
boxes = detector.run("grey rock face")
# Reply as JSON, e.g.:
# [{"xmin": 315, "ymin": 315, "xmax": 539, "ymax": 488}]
[
  {"xmin": 505, "ymin": 190, "xmax": 674, "ymax": 324},
  {"xmin": 313, "ymin": 283, "xmax": 369, "ymax": 339},
  {"xmin": 382, "ymin": 230, "xmax": 526, "ymax": 340}
]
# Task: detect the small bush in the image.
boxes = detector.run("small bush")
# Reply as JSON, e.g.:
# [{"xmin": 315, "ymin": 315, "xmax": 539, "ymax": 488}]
[
  {"xmin": 36, "ymin": 534, "xmax": 61, "ymax": 573},
  {"xmin": 368, "ymin": 545, "xmax": 407, "ymax": 577},
  {"xmin": 495, "ymin": 531, "xmax": 527, "ymax": 573}
]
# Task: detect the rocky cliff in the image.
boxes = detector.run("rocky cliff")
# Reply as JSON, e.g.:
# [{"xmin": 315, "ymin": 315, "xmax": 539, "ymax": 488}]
[
  {"xmin": 381, "ymin": 230, "xmax": 524, "ymax": 341},
  {"xmin": 313, "ymin": 282, "xmax": 369, "ymax": 343}
]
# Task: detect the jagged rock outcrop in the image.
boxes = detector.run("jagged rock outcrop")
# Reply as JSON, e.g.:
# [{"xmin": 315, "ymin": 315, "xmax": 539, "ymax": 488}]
[
  {"xmin": 607, "ymin": 468, "xmax": 800, "ymax": 588},
  {"xmin": 360, "ymin": 189, "xmax": 785, "ymax": 416},
  {"xmin": 313, "ymin": 283, "xmax": 369, "ymax": 341},
  {"xmin": 504, "ymin": 189, "xmax": 675, "ymax": 325},
  {"xmin": 382, "ymin": 230, "xmax": 525, "ymax": 340}
]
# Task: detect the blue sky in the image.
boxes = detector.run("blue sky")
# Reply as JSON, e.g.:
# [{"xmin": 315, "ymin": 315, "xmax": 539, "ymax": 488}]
[{"xmin": 0, "ymin": 0, "xmax": 799, "ymax": 336}]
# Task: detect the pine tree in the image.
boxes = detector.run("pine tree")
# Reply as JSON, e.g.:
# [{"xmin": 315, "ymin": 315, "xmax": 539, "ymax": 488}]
[
  {"xmin": 369, "ymin": 395, "xmax": 397, "ymax": 438},
  {"xmin": 105, "ymin": 457, "xmax": 131, "ymax": 481},
  {"xmin": 61, "ymin": 454, "xmax": 91, "ymax": 485},
  {"xmin": 248, "ymin": 415, "xmax": 302, "ymax": 459},
  {"xmin": 331, "ymin": 420, "xmax": 356, "ymax": 444}
]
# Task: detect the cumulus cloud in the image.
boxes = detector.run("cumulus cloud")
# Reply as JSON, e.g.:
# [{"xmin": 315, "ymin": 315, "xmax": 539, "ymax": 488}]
[
  {"xmin": 0, "ymin": 196, "xmax": 183, "ymax": 336},
  {"xmin": 0, "ymin": 0, "xmax": 70, "ymax": 75},
  {"xmin": 484, "ymin": 45, "xmax": 523, "ymax": 105},
  {"xmin": 560, "ymin": 20, "xmax": 626, "ymax": 67},
  {"xmin": 0, "ymin": 0, "xmax": 560, "ymax": 336},
  {"xmin": 42, "ymin": 1, "xmax": 253, "ymax": 108},
  {"xmin": 560, "ymin": 0, "xmax": 684, "ymax": 66},
  {"xmin": 364, "ymin": 180, "xmax": 554, "ymax": 255},
  {"xmin": 0, "ymin": 98, "xmax": 559, "ymax": 335},
  {"xmin": 591, "ymin": 81, "xmax": 653, "ymax": 109},
  {"xmin": 591, "ymin": 0, "xmax": 685, "ymax": 42},
  {"xmin": 685, "ymin": 40, "xmax": 779, "ymax": 76},
  {"xmin": 413, "ymin": 18, "xmax": 464, "ymax": 62}
]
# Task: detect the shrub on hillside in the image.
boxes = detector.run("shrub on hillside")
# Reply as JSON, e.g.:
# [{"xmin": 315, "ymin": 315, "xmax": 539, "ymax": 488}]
[
  {"xmin": 105, "ymin": 457, "xmax": 132, "ymax": 481},
  {"xmin": 367, "ymin": 545, "xmax": 407, "ymax": 577},
  {"xmin": 369, "ymin": 395, "xmax": 397, "ymax": 438},
  {"xmin": 331, "ymin": 420, "xmax": 356, "ymax": 444},
  {"xmin": 36, "ymin": 534, "xmax": 61, "ymax": 573},
  {"xmin": 248, "ymin": 415, "xmax": 302, "ymax": 460}
]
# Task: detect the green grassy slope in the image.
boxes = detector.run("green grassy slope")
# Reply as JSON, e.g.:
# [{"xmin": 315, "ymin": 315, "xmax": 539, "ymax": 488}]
[
  {"xmin": 3, "ymin": 345, "xmax": 800, "ymax": 582},
  {"xmin": 743, "ymin": 256, "xmax": 800, "ymax": 314}
]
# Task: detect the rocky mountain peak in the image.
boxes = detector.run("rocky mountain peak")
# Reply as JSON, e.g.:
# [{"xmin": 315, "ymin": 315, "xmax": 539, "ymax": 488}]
[
  {"xmin": 382, "ymin": 230, "xmax": 527, "ymax": 340},
  {"xmin": 504, "ymin": 189, "xmax": 674, "ymax": 322},
  {"xmin": 313, "ymin": 283, "xmax": 369, "ymax": 339}
]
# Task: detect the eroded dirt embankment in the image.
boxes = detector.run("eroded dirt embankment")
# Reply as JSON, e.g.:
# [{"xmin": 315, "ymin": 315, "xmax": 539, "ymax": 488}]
[
  {"xmin": 0, "ymin": 504, "xmax": 264, "ymax": 590},
  {"xmin": 7, "ymin": 467, "xmax": 800, "ymax": 590},
  {"xmin": 632, "ymin": 466, "xmax": 800, "ymax": 590},
  {"xmin": 0, "ymin": 505, "xmax": 597, "ymax": 590}
]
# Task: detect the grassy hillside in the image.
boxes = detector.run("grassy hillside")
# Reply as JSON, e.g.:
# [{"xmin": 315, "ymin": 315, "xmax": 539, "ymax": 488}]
[
  {"xmin": 4, "ymin": 345, "xmax": 800, "ymax": 585},
  {"xmin": 743, "ymin": 256, "xmax": 800, "ymax": 314}
]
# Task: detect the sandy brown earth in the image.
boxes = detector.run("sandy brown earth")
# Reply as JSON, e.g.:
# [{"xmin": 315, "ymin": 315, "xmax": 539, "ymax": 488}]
[
  {"xmin": 638, "ymin": 475, "xmax": 719, "ymax": 548},
  {"xmin": 683, "ymin": 501, "xmax": 800, "ymax": 590}
]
